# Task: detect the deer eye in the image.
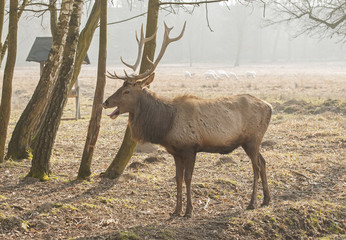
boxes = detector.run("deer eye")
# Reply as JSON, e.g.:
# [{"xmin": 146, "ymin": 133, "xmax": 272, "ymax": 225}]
[{"xmin": 123, "ymin": 90, "xmax": 130, "ymax": 95}]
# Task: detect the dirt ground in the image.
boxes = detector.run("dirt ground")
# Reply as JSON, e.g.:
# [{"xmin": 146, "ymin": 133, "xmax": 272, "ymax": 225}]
[{"xmin": 0, "ymin": 62, "xmax": 345, "ymax": 239}]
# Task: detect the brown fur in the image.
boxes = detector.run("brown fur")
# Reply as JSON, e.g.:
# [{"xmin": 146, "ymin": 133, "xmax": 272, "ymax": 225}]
[
  {"xmin": 129, "ymin": 90, "xmax": 176, "ymax": 144},
  {"xmin": 103, "ymin": 75, "xmax": 272, "ymax": 218}
]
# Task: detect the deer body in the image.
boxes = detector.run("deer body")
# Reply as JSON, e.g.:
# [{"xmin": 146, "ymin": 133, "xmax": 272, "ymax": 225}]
[
  {"xmin": 104, "ymin": 76, "xmax": 272, "ymax": 217},
  {"xmin": 104, "ymin": 22, "xmax": 272, "ymax": 218}
]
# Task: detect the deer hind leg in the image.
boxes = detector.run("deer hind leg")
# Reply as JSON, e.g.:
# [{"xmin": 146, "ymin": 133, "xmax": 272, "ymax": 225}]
[
  {"xmin": 259, "ymin": 153, "xmax": 270, "ymax": 206},
  {"xmin": 172, "ymin": 155, "xmax": 184, "ymax": 216},
  {"xmin": 242, "ymin": 141, "xmax": 261, "ymax": 210},
  {"xmin": 183, "ymin": 151, "xmax": 196, "ymax": 218}
]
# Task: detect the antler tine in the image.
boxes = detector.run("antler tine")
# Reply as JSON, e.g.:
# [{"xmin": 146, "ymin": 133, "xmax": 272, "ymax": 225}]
[
  {"xmin": 146, "ymin": 55, "xmax": 154, "ymax": 66},
  {"xmin": 170, "ymin": 21, "xmax": 186, "ymax": 42},
  {"xmin": 163, "ymin": 21, "xmax": 174, "ymax": 36},
  {"xmin": 135, "ymin": 25, "xmax": 142, "ymax": 43},
  {"xmin": 154, "ymin": 21, "xmax": 186, "ymax": 66},
  {"xmin": 106, "ymin": 71, "xmax": 128, "ymax": 80},
  {"xmin": 120, "ymin": 56, "xmax": 135, "ymax": 71},
  {"xmin": 123, "ymin": 69, "xmax": 134, "ymax": 79},
  {"xmin": 151, "ymin": 22, "xmax": 186, "ymax": 68}
]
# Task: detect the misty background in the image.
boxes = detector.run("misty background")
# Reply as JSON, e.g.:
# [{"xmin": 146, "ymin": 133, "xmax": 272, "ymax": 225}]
[{"xmin": 9, "ymin": 1, "xmax": 346, "ymax": 67}]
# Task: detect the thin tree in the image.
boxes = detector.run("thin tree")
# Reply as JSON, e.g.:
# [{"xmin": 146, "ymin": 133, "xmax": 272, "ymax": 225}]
[
  {"xmin": 0, "ymin": 0, "xmax": 18, "ymax": 163},
  {"xmin": 27, "ymin": 0, "xmax": 85, "ymax": 180},
  {"xmin": 102, "ymin": 0, "xmax": 159, "ymax": 179},
  {"xmin": 0, "ymin": 0, "xmax": 5, "ymax": 56},
  {"xmin": 78, "ymin": 0, "xmax": 106, "ymax": 179}
]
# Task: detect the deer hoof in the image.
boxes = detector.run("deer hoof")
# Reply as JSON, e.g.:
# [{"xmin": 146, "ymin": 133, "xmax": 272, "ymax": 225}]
[
  {"xmin": 246, "ymin": 204, "xmax": 256, "ymax": 210},
  {"xmin": 170, "ymin": 211, "xmax": 182, "ymax": 217},
  {"xmin": 183, "ymin": 212, "xmax": 192, "ymax": 218},
  {"xmin": 261, "ymin": 197, "xmax": 271, "ymax": 207},
  {"xmin": 261, "ymin": 201, "xmax": 270, "ymax": 207}
]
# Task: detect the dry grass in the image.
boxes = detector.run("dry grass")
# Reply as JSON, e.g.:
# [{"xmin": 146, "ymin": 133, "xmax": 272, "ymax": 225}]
[{"xmin": 0, "ymin": 63, "xmax": 345, "ymax": 239}]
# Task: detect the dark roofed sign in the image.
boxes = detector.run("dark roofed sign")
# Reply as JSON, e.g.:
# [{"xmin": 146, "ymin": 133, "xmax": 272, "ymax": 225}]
[{"xmin": 26, "ymin": 37, "xmax": 90, "ymax": 64}]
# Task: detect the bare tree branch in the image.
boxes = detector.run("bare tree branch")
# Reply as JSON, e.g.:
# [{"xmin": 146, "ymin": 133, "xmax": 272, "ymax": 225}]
[
  {"xmin": 205, "ymin": 2, "xmax": 213, "ymax": 32},
  {"xmin": 267, "ymin": 0, "xmax": 346, "ymax": 41},
  {"xmin": 159, "ymin": 0, "xmax": 226, "ymax": 6},
  {"xmin": 107, "ymin": 11, "xmax": 147, "ymax": 25}
]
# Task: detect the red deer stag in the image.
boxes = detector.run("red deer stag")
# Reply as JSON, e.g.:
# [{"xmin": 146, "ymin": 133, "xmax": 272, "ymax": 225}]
[{"xmin": 103, "ymin": 22, "xmax": 272, "ymax": 218}]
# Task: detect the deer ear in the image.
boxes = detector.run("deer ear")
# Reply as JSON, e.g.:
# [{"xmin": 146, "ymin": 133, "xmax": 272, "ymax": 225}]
[{"xmin": 136, "ymin": 73, "xmax": 155, "ymax": 87}]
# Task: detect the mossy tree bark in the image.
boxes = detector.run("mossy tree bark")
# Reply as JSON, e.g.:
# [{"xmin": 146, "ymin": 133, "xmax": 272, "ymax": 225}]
[
  {"xmin": 103, "ymin": 0, "xmax": 159, "ymax": 179},
  {"xmin": 6, "ymin": 0, "xmax": 73, "ymax": 161},
  {"xmin": 27, "ymin": 0, "xmax": 84, "ymax": 181},
  {"xmin": 78, "ymin": 0, "xmax": 106, "ymax": 179},
  {"xmin": 0, "ymin": 0, "xmax": 18, "ymax": 163},
  {"xmin": 6, "ymin": 0, "xmax": 100, "ymax": 161}
]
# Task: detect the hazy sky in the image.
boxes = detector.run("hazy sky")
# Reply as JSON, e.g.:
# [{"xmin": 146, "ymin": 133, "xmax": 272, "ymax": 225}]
[{"xmin": 10, "ymin": 1, "xmax": 346, "ymax": 67}]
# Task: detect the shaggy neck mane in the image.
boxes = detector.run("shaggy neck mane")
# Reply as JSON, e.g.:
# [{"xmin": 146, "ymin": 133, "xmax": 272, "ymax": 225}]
[{"xmin": 129, "ymin": 89, "xmax": 176, "ymax": 144}]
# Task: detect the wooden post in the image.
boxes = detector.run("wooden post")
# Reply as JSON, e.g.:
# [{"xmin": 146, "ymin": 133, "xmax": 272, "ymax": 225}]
[
  {"xmin": 40, "ymin": 61, "xmax": 45, "ymax": 76},
  {"xmin": 75, "ymin": 78, "xmax": 80, "ymax": 119}
]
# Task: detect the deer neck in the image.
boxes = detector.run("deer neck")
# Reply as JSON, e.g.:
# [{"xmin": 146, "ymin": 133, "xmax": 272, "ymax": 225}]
[{"xmin": 128, "ymin": 89, "xmax": 176, "ymax": 144}]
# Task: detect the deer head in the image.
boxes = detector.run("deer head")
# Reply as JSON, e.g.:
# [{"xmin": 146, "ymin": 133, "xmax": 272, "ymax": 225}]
[{"xmin": 103, "ymin": 22, "xmax": 186, "ymax": 119}]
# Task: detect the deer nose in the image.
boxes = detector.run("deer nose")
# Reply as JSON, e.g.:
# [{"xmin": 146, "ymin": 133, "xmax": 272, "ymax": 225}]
[{"xmin": 102, "ymin": 100, "xmax": 108, "ymax": 108}]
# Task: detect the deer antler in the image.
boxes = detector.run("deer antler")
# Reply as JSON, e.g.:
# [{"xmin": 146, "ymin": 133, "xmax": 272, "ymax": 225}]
[
  {"xmin": 107, "ymin": 21, "xmax": 186, "ymax": 82},
  {"xmin": 107, "ymin": 24, "xmax": 157, "ymax": 80},
  {"xmin": 131, "ymin": 21, "xmax": 186, "ymax": 82},
  {"xmin": 121, "ymin": 24, "xmax": 156, "ymax": 72}
]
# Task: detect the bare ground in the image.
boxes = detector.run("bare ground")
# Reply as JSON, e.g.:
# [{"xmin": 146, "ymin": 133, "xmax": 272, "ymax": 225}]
[{"xmin": 0, "ymin": 63, "xmax": 345, "ymax": 239}]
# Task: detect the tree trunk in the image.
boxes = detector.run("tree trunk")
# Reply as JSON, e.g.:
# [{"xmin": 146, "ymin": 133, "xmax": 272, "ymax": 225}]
[
  {"xmin": 69, "ymin": 0, "xmax": 101, "ymax": 91},
  {"xmin": 234, "ymin": 25, "xmax": 244, "ymax": 67},
  {"xmin": 78, "ymin": 0, "xmax": 106, "ymax": 179},
  {"xmin": 27, "ymin": 0, "xmax": 84, "ymax": 180},
  {"xmin": 0, "ymin": 0, "xmax": 18, "ymax": 163},
  {"xmin": 49, "ymin": 0, "xmax": 58, "ymax": 41},
  {"xmin": 234, "ymin": 6, "xmax": 246, "ymax": 67},
  {"xmin": 6, "ymin": 0, "xmax": 73, "ymax": 161},
  {"xmin": 271, "ymin": 26, "xmax": 281, "ymax": 63},
  {"xmin": 0, "ymin": 0, "xmax": 5, "ymax": 54},
  {"xmin": 103, "ymin": 0, "xmax": 159, "ymax": 179}
]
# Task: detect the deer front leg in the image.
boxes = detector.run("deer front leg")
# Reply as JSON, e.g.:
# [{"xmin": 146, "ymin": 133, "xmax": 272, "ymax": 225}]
[
  {"xmin": 172, "ymin": 156, "xmax": 184, "ymax": 216},
  {"xmin": 183, "ymin": 151, "xmax": 196, "ymax": 218}
]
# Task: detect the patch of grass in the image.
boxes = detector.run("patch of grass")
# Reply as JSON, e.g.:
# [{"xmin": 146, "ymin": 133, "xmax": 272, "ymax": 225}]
[
  {"xmin": 159, "ymin": 229, "xmax": 175, "ymax": 240},
  {"xmin": 61, "ymin": 204, "xmax": 79, "ymax": 211},
  {"xmin": 80, "ymin": 202, "xmax": 99, "ymax": 209},
  {"xmin": 117, "ymin": 230, "xmax": 140, "ymax": 240},
  {"xmin": 1, "ymin": 160, "xmax": 24, "ymax": 168},
  {"xmin": 98, "ymin": 196, "xmax": 120, "ymax": 204},
  {"xmin": 0, "ymin": 194, "xmax": 8, "ymax": 200},
  {"xmin": 225, "ymin": 200, "xmax": 345, "ymax": 239},
  {"xmin": 215, "ymin": 178, "xmax": 238, "ymax": 187}
]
